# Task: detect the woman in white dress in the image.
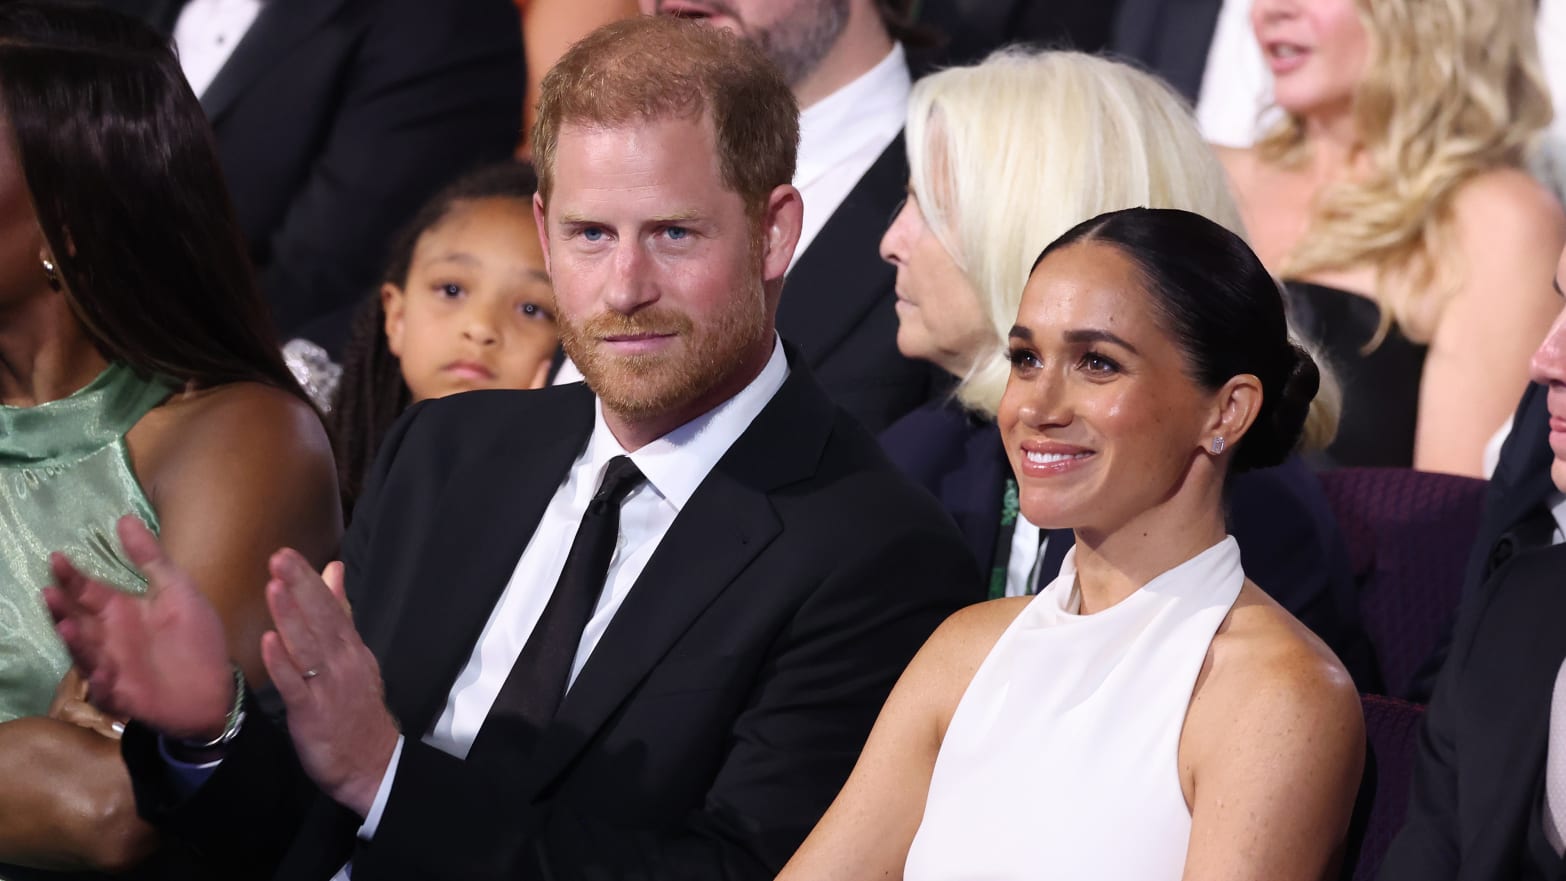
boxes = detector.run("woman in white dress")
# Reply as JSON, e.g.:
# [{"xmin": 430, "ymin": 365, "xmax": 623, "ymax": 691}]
[{"xmin": 778, "ymin": 207, "xmax": 1364, "ymax": 880}]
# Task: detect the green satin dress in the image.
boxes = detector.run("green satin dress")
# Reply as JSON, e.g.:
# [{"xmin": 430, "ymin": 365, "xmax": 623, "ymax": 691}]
[{"xmin": 0, "ymin": 363, "xmax": 175, "ymax": 723}]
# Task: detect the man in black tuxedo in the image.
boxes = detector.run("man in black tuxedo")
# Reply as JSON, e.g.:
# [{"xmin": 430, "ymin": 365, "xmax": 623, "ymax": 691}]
[
  {"xmin": 1378, "ymin": 249, "xmax": 1566, "ymax": 881},
  {"xmin": 93, "ymin": 0, "xmax": 524, "ymax": 354},
  {"xmin": 640, "ymin": 0, "xmax": 945, "ymax": 433},
  {"xmin": 44, "ymin": 17, "xmax": 977, "ymax": 881}
]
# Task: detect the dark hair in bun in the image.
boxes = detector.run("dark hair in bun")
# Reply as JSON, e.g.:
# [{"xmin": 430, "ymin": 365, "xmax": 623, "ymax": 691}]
[{"xmin": 1032, "ymin": 207, "xmax": 1318, "ymax": 473}]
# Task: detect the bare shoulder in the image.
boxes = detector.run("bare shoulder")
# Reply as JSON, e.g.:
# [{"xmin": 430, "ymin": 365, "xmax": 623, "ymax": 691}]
[
  {"xmin": 1450, "ymin": 167, "xmax": 1566, "ymax": 247},
  {"xmin": 129, "ymin": 381, "xmax": 334, "ymax": 501},
  {"xmin": 1191, "ymin": 582, "xmax": 1362, "ymax": 748},
  {"xmin": 913, "ymin": 597, "xmax": 1032, "ymax": 734}
]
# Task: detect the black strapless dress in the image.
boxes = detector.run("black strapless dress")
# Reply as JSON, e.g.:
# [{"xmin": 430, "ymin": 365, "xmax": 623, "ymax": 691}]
[{"xmin": 1285, "ymin": 281, "xmax": 1429, "ymax": 469}]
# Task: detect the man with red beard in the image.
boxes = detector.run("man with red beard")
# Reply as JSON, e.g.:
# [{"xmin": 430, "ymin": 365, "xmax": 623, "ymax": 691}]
[
  {"xmin": 42, "ymin": 16, "xmax": 978, "ymax": 881},
  {"xmin": 628, "ymin": 0, "xmax": 946, "ymax": 434}
]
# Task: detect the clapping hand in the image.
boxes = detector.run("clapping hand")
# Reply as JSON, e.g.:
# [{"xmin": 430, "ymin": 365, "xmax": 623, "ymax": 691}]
[
  {"xmin": 44, "ymin": 516, "xmax": 235, "ymax": 741},
  {"xmin": 260, "ymin": 550, "xmax": 400, "ymax": 818}
]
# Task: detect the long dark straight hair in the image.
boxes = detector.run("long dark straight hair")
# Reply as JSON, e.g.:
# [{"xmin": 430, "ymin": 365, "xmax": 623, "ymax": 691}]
[{"xmin": 0, "ymin": 0, "xmax": 305, "ymax": 399}]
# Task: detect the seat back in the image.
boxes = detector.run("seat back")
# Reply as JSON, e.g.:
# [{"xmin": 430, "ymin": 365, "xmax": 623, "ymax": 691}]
[
  {"xmin": 1317, "ymin": 468, "xmax": 1487, "ymax": 698},
  {"xmin": 1342, "ymin": 694, "xmax": 1426, "ymax": 881}
]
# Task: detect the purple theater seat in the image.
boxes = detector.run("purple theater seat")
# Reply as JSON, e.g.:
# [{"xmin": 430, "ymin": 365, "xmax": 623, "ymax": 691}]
[
  {"xmin": 1317, "ymin": 468, "xmax": 1487, "ymax": 699},
  {"xmin": 1343, "ymin": 694, "xmax": 1426, "ymax": 881}
]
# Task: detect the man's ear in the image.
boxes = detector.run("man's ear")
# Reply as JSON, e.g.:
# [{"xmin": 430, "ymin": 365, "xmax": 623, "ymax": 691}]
[
  {"xmin": 759, "ymin": 184, "xmax": 804, "ymax": 285},
  {"xmin": 533, "ymin": 193, "xmax": 552, "ymax": 277},
  {"xmin": 1202, "ymin": 373, "xmax": 1263, "ymax": 455},
  {"xmin": 381, "ymin": 283, "xmax": 408, "ymax": 358}
]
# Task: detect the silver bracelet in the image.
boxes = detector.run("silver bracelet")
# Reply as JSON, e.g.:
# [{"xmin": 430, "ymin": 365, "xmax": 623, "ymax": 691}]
[{"xmin": 175, "ymin": 664, "xmax": 247, "ymax": 751}]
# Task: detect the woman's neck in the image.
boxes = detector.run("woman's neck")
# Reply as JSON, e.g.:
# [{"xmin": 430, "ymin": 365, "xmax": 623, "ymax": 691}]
[
  {"xmin": 0, "ymin": 294, "xmax": 108, "ymax": 406},
  {"xmin": 1068, "ymin": 476, "xmax": 1229, "ymax": 616},
  {"xmin": 1299, "ymin": 107, "xmax": 1369, "ymax": 185}
]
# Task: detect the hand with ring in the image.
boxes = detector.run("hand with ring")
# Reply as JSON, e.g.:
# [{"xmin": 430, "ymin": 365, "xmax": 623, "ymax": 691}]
[{"xmin": 262, "ymin": 551, "xmax": 399, "ymax": 818}]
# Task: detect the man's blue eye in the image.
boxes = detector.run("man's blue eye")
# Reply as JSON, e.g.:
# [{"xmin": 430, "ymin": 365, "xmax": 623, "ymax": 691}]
[
  {"xmin": 582, "ymin": 228, "xmax": 604, "ymax": 242},
  {"xmin": 667, "ymin": 226, "xmax": 689, "ymax": 240}
]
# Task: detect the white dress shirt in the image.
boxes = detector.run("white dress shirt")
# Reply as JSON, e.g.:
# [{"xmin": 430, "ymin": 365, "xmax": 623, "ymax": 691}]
[
  {"xmin": 791, "ymin": 43, "xmax": 910, "ymax": 268},
  {"xmin": 349, "ymin": 335, "xmax": 791, "ymax": 860},
  {"xmin": 171, "ymin": 0, "xmax": 265, "ymax": 98},
  {"xmin": 1005, "ymin": 516, "xmax": 1047, "ymax": 597}
]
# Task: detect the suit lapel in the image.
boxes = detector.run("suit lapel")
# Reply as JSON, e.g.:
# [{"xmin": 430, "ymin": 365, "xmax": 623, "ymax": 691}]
[
  {"xmin": 522, "ymin": 355, "xmax": 834, "ymax": 793},
  {"xmin": 197, "ymin": 0, "xmax": 352, "ymax": 122},
  {"xmin": 379, "ymin": 389, "xmax": 595, "ymax": 733},
  {"xmin": 1467, "ymin": 560, "xmax": 1566, "ymax": 877},
  {"xmin": 777, "ymin": 133, "xmax": 906, "ymax": 369},
  {"xmin": 940, "ymin": 418, "xmax": 1008, "ymax": 569}
]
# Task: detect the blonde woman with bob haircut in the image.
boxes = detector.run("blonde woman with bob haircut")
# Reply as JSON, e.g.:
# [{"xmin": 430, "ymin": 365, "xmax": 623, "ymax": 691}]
[
  {"xmin": 1222, "ymin": 0, "xmax": 1566, "ymax": 477},
  {"xmin": 875, "ymin": 48, "xmax": 1376, "ymax": 688}
]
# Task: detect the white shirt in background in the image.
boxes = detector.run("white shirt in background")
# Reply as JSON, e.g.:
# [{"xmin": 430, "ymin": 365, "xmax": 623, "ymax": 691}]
[
  {"xmin": 1194, "ymin": 0, "xmax": 1273, "ymax": 148},
  {"xmin": 171, "ymin": 0, "xmax": 265, "ymax": 98},
  {"xmin": 792, "ymin": 42, "xmax": 912, "ymax": 268}
]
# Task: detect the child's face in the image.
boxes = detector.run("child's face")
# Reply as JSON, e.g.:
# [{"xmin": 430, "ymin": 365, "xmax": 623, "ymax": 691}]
[{"xmin": 383, "ymin": 197, "xmax": 557, "ymax": 402}]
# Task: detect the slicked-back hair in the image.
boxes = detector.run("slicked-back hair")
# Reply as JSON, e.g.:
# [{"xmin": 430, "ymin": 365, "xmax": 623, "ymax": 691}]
[
  {"xmin": 532, "ymin": 16, "xmax": 799, "ymax": 221},
  {"xmin": 0, "ymin": 0, "xmax": 304, "ymax": 400}
]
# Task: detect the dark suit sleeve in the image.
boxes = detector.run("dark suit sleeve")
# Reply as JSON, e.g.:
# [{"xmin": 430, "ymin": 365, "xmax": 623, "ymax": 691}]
[
  {"xmin": 266, "ymin": 0, "xmax": 524, "ymax": 348},
  {"xmin": 1376, "ymin": 559, "xmax": 1509, "ymax": 880},
  {"xmin": 350, "ymin": 523, "xmax": 978, "ymax": 880},
  {"xmin": 120, "ymin": 690, "xmax": 314, "ymax": 875},
  {"xmin": 119, "ymin": 401, "xmax": 437, "ymax": 874}
]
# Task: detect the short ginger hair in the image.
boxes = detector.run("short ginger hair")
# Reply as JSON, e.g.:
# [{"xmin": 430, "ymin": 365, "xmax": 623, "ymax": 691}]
[{"xmin": 533, "ymin": 16, "xmax": 800, "ymax": 219}]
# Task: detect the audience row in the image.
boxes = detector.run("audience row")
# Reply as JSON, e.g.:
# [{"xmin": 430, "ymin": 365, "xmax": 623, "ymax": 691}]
[{"xmin": 1, "ymin": 0, "xmax": 1565, "ymax": 879}]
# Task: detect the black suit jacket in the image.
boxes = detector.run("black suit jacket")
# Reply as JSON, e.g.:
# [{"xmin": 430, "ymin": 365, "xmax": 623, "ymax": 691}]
[
  {"xmin": 1109, "ymin": 0, "xmax": 1224, "ymax": 103},
  {"xmin": 879, "ymin": 400, "xmax": 1379, "ymax": 689},
  {"xmin": 95, "ymin": 0, "xmax": 525, "ymax": 353},
  {"xmin": 913, "ymin": 0, "xmax": 1120, "ymax": 65},
  {"xmin": 121, "ymin": 352, "xmax": 979, "ymax": 880},
  {"xmin": 1378, "ymin": 542, "xmax": 1566, "ymax": 881},
  {"xmin": 1409, "ymin": 384, "xmax": 1557, "ymax": 700},
  {"xmin": 778, "ymin": 132, "xmax": 947, "ymax": 434}
]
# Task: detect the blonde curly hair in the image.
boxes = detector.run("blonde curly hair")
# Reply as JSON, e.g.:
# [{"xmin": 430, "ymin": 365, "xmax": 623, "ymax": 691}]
[{"xmin": 1256, "ymin": 0, "xmax": 1553, "ymax": 344}]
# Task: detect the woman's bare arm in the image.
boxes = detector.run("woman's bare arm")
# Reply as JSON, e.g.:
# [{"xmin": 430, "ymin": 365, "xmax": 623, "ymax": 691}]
[
  {"xmin": 0, "ymin": 382, "xmax": 341, "ymax": 871},
  {"xmin": 1179, "ymin": 589, "xmax": 1365, "ymax": 881},
  {"xmin": 778, "ymin": 599, "xmax": 1024, "ymax": 881},
  {"xmin": 1416, "ymin": 169, "xmax": 1566, "ymax": 476}
]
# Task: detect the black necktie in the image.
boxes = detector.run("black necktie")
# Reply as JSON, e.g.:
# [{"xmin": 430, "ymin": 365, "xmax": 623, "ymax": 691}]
[{"xmin": 472, "ymin": 455, "xmax": 647, "ymax": 757}]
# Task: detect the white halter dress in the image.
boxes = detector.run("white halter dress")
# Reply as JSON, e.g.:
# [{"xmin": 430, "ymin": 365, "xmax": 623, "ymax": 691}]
[{"xmin": 903, "ymin": 537, "xmax": 1245, "ymax": 881}]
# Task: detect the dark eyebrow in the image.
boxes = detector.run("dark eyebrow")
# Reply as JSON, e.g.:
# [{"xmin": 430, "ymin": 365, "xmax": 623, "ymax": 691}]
[
  {"xmin": 1064, "ymin": 328, "xmax": 1140, "ymax": 356},
  {"xmin": 1007, "ymin": 325, "xmax": 1032, "ymax": 342}
]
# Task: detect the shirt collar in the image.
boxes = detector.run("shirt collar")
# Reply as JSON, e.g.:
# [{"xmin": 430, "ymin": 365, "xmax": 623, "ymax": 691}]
[
  {"xmin": 795, "ymin": 43, "xmax": 910, "ymax": 190},
  {"xmin": 584, "ymin": 335, "xmax": 789, "ymax": 511}
]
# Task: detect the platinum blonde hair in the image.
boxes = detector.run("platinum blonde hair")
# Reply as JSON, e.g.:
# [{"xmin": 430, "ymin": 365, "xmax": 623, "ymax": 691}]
[
  {"xmin": 1257, "ymin": 0, "xmax": 1553, "ymax": 343},
  {"xmin": 908, "ymin": 48, "xmax": 1340, "ymax": 450}
]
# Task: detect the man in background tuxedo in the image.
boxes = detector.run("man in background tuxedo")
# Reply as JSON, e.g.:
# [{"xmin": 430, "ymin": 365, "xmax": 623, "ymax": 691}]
[
  {"xmin": 638, "ymin": 0, "xmax": 944, "ymax": 433},
  {"xmin": 1378, "ymin": 247, "xmax": 1566, "ymax": 881},
  {"xmin": 95, "ymin": 0, "xmax": 525, "ymax": 354},
  {"xmin": 45, "ymin": 17, "xmax": 977, "ymax": 881}
]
